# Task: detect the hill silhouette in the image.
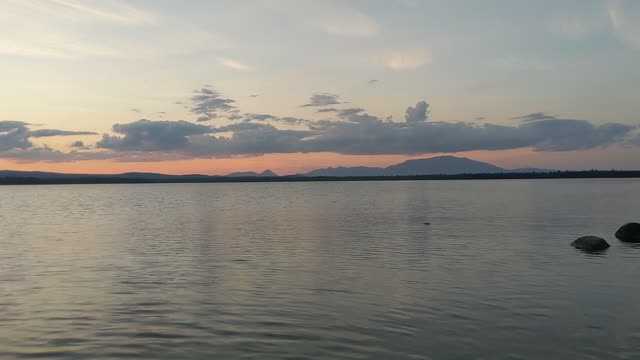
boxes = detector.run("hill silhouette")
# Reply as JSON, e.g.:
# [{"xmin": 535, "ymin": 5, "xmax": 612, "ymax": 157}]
[
  {"xmin": 301, "ymin": 156, "xmax": 551, "ymax": 176},
  {"xmin": 1, "ymin": 155, "xmax": 636, "ymax": 185}
]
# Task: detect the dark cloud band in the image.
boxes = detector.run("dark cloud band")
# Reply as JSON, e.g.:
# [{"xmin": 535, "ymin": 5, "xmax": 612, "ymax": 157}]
[{"xmin": 1, "ymin": 95, "xmax": 638, "ymax": 163}]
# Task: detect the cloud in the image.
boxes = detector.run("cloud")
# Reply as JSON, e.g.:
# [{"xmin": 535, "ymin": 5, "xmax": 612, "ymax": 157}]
[
  {"xmin": 94, "ymin": 120, "xmax": 311, "ymax": 159},
  {"xmin": 316, "ymin": 108, "xmax": 338, "ymax": 113},
  {"xmin": 217, "ymin": 57, "xmax": 251, "ymax": 72},
  {"xmin": 190, "ymin": 87, "xmax": 236, "ymax": 122},
  {"xmin": 0, "ymin": 120, "xmax": 97, "ymax": 157},
  {"xmin": 519, "ymin": 117, "xmax": 634, "ymax": 151},
  {"xmin": 2, "ymin": 96, "xmax": 638, "ymax": 163},
  {"xmin": 70, "ymin": 140, "xmax": 85, "ymax": 148},
  {"xmin": 238, "ymin": 113, "xmax": 308, "ymax": 125},
  {"xmin": 29, "ymin": 129, "xmax": 98, "ymax": 137},
  {"xmin": 608, "ymin": 0, "xmax": 640, "ymax": 49},
  {"xmin": 511, "ymin": 112, "xmax": 557, "ymax": 121},
  {"xmin": 385, "ymin": 49, "xmax": 431, "ymax": 70},
  {"xmin": 196, "ymin": 115, "xmax": 216, "ymax": 122},
  {"xmin": 368, "ymin": 79, "xmax": 379, "ymax": 84},
  {"xmin": 244, "ymin": 113, "xmax": 278, "ymax": 121},
  {"xmin": 210, "ymin": 122, "xmax": 271, "ymax": 133},
  {"xmin": 130, "ymin": 108, "xmax": 142, "ymax": 113},
  {"xmin": 299, "ymin": 106, "xmax": 636, "ymax": 154},
  {"xmin": 84, "ymin": 102, "xmax": 637, "ymax": 160},
  {"xmin": 42, "ymin": 0, "xmax": 155, "ymax": 25},
  {"xmin": 0, "ymin": 30, "xmax": 121, "ymax": 60},
  {"xmin": 278, "ymin": 117, "xmax": 308, "ymax": 125},
  {"xmin": 1, "ymin": 121, "xmax": 97, "ymax": 146},
  {"xmin": 248, "ymin": 94, "xmax": 260, "ymax": 98},
  {"xmin": 405, "ymin": 101, "xmax": 429, "ymax": 123},
  {"xmin": 0, "ymin": 1, "xmax": 230, "ymax": 60},
  {"xmin": 188, "ymin": 124, "xmax": 311, "ymax": 158},
  {"xmin": 336, "ymin": 108, "xmax": 365, "ymax": 117},
  {"xmin": 0, "ymin": 121, "xmax": 32, "ymax": 152},
  {"xmin": 624, "ymin": 129, "xmax": 640, "ymax": 147},
  {"xmin": 317, "ymin": 107, "xmax": 365, "ymax": 117},
  {"xmin": 300, "ymin": 93, "xmax": 344, "ymax": 107},
  {"xmin": 0, "ymin": 0, "xmax": 150, "ymax": 60},
  {"xmin": 96, "ymin": 119, "xmax": 213, "ymax": 152}
]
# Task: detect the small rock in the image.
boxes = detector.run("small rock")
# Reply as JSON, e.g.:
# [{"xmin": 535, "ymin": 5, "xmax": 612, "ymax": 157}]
[
  {"xmin": 423, "ymin": 222, "xmax": 430, "ymax": 225},
  {"xmin": 615, "ymin": 222, "xmax": 640, "ymax": 243},
  {"xmin": 571, "ymin": 236, "xmax": 610, "ymax": 251}
]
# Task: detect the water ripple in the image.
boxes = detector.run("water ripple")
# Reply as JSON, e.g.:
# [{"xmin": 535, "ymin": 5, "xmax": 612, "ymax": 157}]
[{"xmin": 1, "ymin": 180, "xmax": 639, "ymax": 359}]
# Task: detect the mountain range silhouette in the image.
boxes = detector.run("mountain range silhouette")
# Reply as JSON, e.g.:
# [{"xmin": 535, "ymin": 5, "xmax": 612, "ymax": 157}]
[{"xmin": 0, "ymin": 156, "xmax": 554, "ymax": 180}]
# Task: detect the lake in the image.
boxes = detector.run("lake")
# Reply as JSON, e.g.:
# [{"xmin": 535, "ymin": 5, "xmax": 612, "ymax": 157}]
[{"xmin": 1, "ymin": 180, "xmax": 639, "ymax": 359}]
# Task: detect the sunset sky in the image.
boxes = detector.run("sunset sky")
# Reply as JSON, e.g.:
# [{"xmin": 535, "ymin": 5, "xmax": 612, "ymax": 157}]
[{"xmin": 1, "ymin": 0, "xmax": 639, "ymax": 175}]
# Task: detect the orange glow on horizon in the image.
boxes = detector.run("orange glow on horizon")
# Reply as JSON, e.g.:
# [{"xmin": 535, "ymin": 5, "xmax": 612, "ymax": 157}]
[{"xmin": 0, "ymin": 148, "xmax": 638, "ymax": 175}]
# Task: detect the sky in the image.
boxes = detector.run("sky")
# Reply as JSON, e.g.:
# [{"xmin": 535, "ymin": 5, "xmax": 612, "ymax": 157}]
[{"xmin": 1, "ymin": 0, "xmax": 639, "ymax": 175}]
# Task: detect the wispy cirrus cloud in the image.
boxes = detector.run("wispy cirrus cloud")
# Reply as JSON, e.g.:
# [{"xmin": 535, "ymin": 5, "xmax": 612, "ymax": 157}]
[
  {"xmin": 608, "ymin": 0, "xmax": 640, "ymax": 49},
  {"xmin": 550, "ymin": 1, "xmax": 640, "ymax": 48},
  {"xmin": 217, "ymin": 57, "xmax": 251, "ymax": 72},
  {"xmin": 0, "ymin": 1, "xmax": 230, "ymax": 60},
  {"xmin": 0, "ymin": 0, "xmax": 149, "ymax": 59},
  {"xmin": 44, "ymin": 0, "xmax": 155, "ymax": 25},
  {"xmin": 10, "ymin": 0, "xmax": 155, "ymax": 25}
]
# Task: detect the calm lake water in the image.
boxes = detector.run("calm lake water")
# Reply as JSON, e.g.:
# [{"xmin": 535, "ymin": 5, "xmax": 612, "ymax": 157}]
[{"xmin": 1, "ymin": 179, "xmax": 639, "ymax": 359}]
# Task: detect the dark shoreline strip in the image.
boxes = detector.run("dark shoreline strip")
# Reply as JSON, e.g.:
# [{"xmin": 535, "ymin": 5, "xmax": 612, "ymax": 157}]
[{"xmin": 1, "ymin": 170, "xmax": 639, "ymax": 185}]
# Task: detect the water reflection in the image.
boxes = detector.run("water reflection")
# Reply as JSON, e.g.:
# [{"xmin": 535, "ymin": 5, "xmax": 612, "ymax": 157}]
[{"xmin": 0, "ymin": 180, "xmax": 639, "ymax": 359}]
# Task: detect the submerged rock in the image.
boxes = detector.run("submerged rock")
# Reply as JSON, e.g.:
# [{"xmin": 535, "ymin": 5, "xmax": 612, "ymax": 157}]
[
  {"xmin": 615, "ymin": 223, "xmax": 640, "ymax": 243},
  {"xmin": 571, "ymin": 236, "xmax": 610, "ymax": 251}
]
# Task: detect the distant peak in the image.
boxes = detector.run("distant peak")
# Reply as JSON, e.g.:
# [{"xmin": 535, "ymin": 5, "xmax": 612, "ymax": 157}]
[
  {"xmin": 260, "ymin": 169, "xmax": 278, "ymax": 176},
  {"xmin": 400, "ymin": 155, "xmax": 469, "ymax": 163},
  {"xmin": 226, "ymin": 169, "xmax": 278, "ymax": 177},
  {"xmin": 425, "ymin": 155, "xmax": 467, "ymax": 160}
]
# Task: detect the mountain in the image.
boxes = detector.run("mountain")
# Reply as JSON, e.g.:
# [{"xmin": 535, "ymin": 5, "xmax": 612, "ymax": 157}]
[
  {"xmin": 304, "ymin": 166, "xmax": 384, "ymax": 177},
  {"xmin": 226, "ymin": 169, "xmax": 278, "ymax": 177},
  {"xmin": 0, "ymin": 157, "xmax": 553, "ymax": 181},
  {"xmin": 301, "ymin": 156, "xmax": 552, "ymax": 177},
  {"xmin": 386, "ymin": 156, "xmax": 504, "ymax": 176},
  {"xmin": 0, "ymin": 170, "xmax": 207, "ymax": 179}
]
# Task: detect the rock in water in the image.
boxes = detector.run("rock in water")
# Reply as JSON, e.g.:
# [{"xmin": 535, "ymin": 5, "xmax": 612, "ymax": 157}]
[
  {"xmin": 615, "ymin": 223, "xmax": 640, "ymax": 243},
  {"xmin": 571, "ymin": 236, "xmax": 610, "ymax": 251}
]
